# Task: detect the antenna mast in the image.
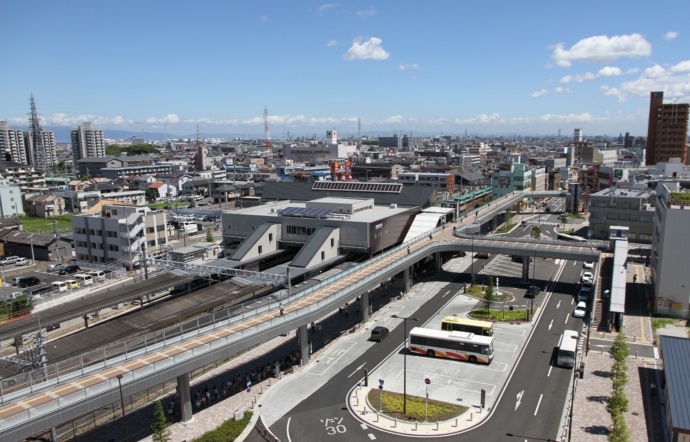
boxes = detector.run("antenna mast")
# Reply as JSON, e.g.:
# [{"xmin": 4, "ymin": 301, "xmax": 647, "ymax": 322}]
[
  {"xmin": 28, "ymin": 94, "xmax": 46, "ymax": 171},
  {"xmin": 264, "ymin": 105, "xmax": 273, "ymax": 152}
]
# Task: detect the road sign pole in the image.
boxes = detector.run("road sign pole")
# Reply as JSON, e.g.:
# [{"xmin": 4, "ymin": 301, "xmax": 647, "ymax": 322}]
[{"xmin": 425, "ymin": 384, "xmax": 428, "ymax": 422}]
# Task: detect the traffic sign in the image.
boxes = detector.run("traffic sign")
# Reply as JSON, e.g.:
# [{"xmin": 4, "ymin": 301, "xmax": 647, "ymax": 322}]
[
  {"xmin": 425, "ymin": 378, "xmax": 431, "ymax": 385},
  {"xmin": 378, "ymin": 385, "xmax": 383, "ymax": 390},
  {"xmin": 379, "ymin": 379, "xmax": 384, "ymax": 386}
]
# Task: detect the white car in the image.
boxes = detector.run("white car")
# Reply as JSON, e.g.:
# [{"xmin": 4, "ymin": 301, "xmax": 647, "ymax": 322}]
[
  {"xmin": 573, "ymin": 301, "xmax": 587, "ymax": 318},
  {"xmin": 14, "ymin": 258, "xmax": 29, "ymax": 266},
  {"xmin": 583, "ymin": 261, "xmax": 595, "ymax": 269},
  {"xmin": 582, "ymin": 272, "xmax": 594, "ymax": 283}
]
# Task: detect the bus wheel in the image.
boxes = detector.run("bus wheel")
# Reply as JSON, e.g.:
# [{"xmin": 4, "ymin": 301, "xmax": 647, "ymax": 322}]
[
  {"xmin": 468, "ymin": 356, "xmax": 477, "ymax": 364},
  {"xmin": 426, "ymin": 350, "xmax": 435, "ymax": 358}
]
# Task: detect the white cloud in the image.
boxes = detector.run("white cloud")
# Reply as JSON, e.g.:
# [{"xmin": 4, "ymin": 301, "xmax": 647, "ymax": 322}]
[
  {"xmin": 456, "ymin": 113, "xmax": 502, "ymax": 125},
  {"xmin": 531, "ymin": 89, "xmax": 549, "ymax": 97},
  {"xmin": 325, "ymin": 40, "xmax": 338, "ymax": 47},
  {"xmin": 597, "ymin": 66, "xmax": 622, "ymax": 77},
  {"xmin": 554, "ymin": 87, "xmax": 572, "ymax": 94},
  {"xmin": 550, "ymin": 33, "xmax": 651, "ymax": 67},
  {"xmin": 380, "ymin": 115, "xmax": 405, "ymax": 125},
  {"xmin": 539, "ymin": 113, "xmax": 593, "ymax": 122},
  {"xmin": 601, "ymin": 62, "xmax": 690, "ymax": 103},
  {"xmin": 398, "ymin": 63, "xmax": 420, "ymax": 71},
  {"xmin": 343, "ymin": 37, "xmax": 390, "ymax": 61},
  {"xmin": 318, "ymin": 3, "xmax": 337, "ymax": 14},
  {"xmin": 356, "ymin": 8, "xmax": 377, "ymax": 17},
  {"xmin": 670, "ymin": 60, "xmax": 690, "ymax": 72},
  {"xmin": 145, "ymin": 114, "xmax": 181, "ymax": 124},
  {"xmin": 664, "ymin": 31, "xmax": 678, "ymax": 41}
]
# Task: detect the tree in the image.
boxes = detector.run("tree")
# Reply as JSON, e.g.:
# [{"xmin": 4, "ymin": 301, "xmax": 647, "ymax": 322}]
[
  {"xmin": 205, "ymin": 227, "xmax": 214, "ymax": 243},
  {"xmin": 127, "ymin": 144, "xmax": 158, "ymax": 155},
  {"xmin": 484, "ymin": 276, "xmax": 494, "ymax": 313},
  {"xmin": 11, "ymin": 294, "xmax": 33, "ymax": 314},
  {"xmin": 531, "ymin": 226, "xmax": 541, "ymax": 240},
  {"xmin": 106, "ymin": 145, "xmax": 122, "ymax": 155},
  {"xmin": 607, "ymin": 333, "xmax": 630, "ymax": 441},
  {"xmin": 145, "ymin": 188, "xmax": 157, "ymax": 202},
  {"xmin": 151, "ymin": 401, "xmax": 171, "ymax": 442},
  {"xmin": 560, "ymin": 213, "xmax": 569, "ymax": 226},
  {"xmin": 504, "ymin": 210, "xmax": 513, "ymax": 226}
]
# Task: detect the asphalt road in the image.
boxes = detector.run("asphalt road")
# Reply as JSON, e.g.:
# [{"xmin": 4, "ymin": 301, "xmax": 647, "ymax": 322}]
[{"xmin": 265, "ymin": 241, "xmax": 588, "ymax": 441}]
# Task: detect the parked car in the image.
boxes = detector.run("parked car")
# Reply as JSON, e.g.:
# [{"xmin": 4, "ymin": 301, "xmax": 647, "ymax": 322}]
[
  {"xmin": 17, "ymin": 276, "xmax": 41, "ymax": 288},
  {"xmin": 581, "ymin": 272, "xmax": 594, "ymax": 283},
  {"xmin": 14, "ymin": 258, "xmax": 29, "ymax": 266},
  {"xmin": 577, "ymin": 287, "xmax": 592, "ymax": 303},
  {"xmin": 58, "ymin": 265, "xmax": 81, "ymax": 275},
  {"xmin": 511, "ymin": 255, "xmax": 532, "ymax": 263},
  {"xmin": 64, "ymin": 279, "xmax": 79, "ymax": 289},
  {"xmin": 370, "ymin": 326, "xmax": 390, "ymax": 342},
  {"xmin": 46, "ymin": 263, "xmax": 64, "ymax": 273},
  {"xmin": 583, "ymin": 261, "xmax": 595, "ymax": 269},
  {"xmin": 0, "ymin": 256, "xmax": 19, "ymax": 266},
  {"xmin": 545, "ymin": 207, "xmax": 551, "ymax": 212},
  {"xmin": 573, "ymin": 301, "xmax": 587, "ymax": 318},
  {"xmin": 475, "ymin": 252, "xmax": 492, "ymax": 259},
  {"xmin": 525, "ymin": 285, "xmax": 541, "ymax": 298}
]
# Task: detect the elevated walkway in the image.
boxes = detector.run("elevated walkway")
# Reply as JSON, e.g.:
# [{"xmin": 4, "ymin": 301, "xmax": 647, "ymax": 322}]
[{"xmin": 403, "ymin": 208, "xmax": 451, "ymax": 243}]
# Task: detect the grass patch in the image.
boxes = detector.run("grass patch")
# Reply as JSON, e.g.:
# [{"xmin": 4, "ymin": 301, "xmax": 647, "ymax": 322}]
[
  {"xmin": 470, "ymin": 308, "xmax": 528, "ymax": 322},
  {"xmin": 495, "ymin": 223, "xmax": 517, "ymax": 234},
  {"xmin": 19, "ymin": 215, "xmax": 73, "ymax": 234},
  {"xmin": 465, "ymin": 285, "xmax": 512, "ymax": 302},
  {"xmin": 191, "ymin": 411, "xmax": 252, "ymax": 442},
  {"xmin": 367, "ymin": 389, "xmax": 467, "ymax": 421}
]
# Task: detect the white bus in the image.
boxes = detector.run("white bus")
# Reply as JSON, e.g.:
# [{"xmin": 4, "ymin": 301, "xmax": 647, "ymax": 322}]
[
  {"xmin": 557, "ymin": 330, "xmax": 579, "ymax": 368},
  {"xmin": 408, "ymin": 327, "xmax": 494, "ymax": 365},
  {"xmin": 179, "ymin": 221, "xmax": 198, "ymax": 235}
]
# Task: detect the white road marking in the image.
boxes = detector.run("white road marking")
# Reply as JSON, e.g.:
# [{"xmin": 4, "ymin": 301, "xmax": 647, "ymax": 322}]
[
  {"xmin": 360, "ymin": 423, "xmax": 368, "ymax": 430},
  {"xmin": 368, "ymin": 434, "xmax": 377, "ymax": 440},
  {"xmin": 557, "ymin": 300, "xmax": 561, "ymax": 309},
  {"xmin": 442, "ymin": 290, "xmax": 451, "ymax": 298},
  {"xmin": 547, "ymin": 365, "xmax": 553, "ymax": 377},
  {"xmin": 515, "ymin": 390, "xmax": 523, "ymax": 410},
  {"xmin": 564, "ymin": 314, "xmax": 569, "ymax": 324},
  {"xmin": 348, "ymin": 362, "xmax": 367, "ymax": 378},
  {"xmin": 286, "ymin": 417, "xmax": 292, "ymax": 442},
  {"xmin": 548, "ymin": 320, "xmax": 553, "ymax": 331},
  {"xmin": 534, "ymin": 394, "xmax": 543, "ymax": 415}
]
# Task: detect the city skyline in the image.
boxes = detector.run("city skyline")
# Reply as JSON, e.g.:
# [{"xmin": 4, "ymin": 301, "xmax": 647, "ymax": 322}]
[{"xmin": 2, "ymin": 0, "xmax": 690, "ymax": 137}]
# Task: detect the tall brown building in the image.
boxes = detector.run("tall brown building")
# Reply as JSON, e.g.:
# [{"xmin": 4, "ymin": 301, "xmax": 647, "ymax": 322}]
[{"xmin": 646, "ymin": 91, "xmax": 690, "ymax": 165}]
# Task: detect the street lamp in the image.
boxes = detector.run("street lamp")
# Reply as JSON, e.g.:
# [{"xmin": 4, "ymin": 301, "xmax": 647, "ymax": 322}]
[
  {"xmin": 116, "ymin": 374, "xmax": 130, "ymax": 442},
  {"xmin": 391, "ymin": 314, "xmax": 418, "ymax": 415}
]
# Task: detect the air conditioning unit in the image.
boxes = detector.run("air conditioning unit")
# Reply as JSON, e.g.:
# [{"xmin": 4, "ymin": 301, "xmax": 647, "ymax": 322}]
[{"xmin": 390, "ymin": 204, "xmax": 398, "ymax": 209}]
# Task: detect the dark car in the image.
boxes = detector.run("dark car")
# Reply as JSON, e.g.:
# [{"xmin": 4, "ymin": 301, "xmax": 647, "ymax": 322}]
[
  {"xmin": 370, "ymin": 326, "xmax": 390, "ymax": 342},
  {"xmin": 17, "ymin": 276, "xmax": 41, "ymax": 288},
  {"xmin": 545, "ymin": 207, "xmax": 551, "ymax": 212},
  {"xmin": 58, "ymin": 265, "xmax": 81, "ymax": 275},
  {"xmin": 511, "ymin": 255, "xmax": 533, "ymax": 263},
  {"xmin": 525, "ymin": 285, "xmax": 541, "ymax": 298}
]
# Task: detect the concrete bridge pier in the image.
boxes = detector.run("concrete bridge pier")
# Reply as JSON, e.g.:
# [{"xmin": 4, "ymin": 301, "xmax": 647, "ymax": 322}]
[
  {"xmin": 402, "ymin": 267, "xmax": 411, "ymax": 293},
  {"xmin": 361, "ymin": 291, "xmax": 370, "ymax": 323},
  {"xmin": 522, "ymin": 258, "xmax": 530, "ymax": 283},
  {"xmin": 435, "ymin": 252, "xmax": 441, "ymax": 274},
  {"xmin": 491, "ymin": 217, "xmax": 497, "ymax": 230},
  {"xmin": 297, "ymin": 324, "xmax": 309, "ymax": 366},
  {"xmin": 177, "ymin": 373, "xmax": 193, "ymax": 422}
]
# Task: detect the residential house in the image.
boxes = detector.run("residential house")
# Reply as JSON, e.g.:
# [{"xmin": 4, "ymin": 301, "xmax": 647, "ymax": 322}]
[{"xmin": 24, "ymin": 194, "xmax": 67, "ymax": 218}]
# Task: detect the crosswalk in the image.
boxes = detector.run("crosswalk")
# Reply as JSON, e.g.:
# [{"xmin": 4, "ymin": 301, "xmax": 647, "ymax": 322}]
[{"xmin": 523, "ymin": 220, "xmax": 559, "ymax": 226}]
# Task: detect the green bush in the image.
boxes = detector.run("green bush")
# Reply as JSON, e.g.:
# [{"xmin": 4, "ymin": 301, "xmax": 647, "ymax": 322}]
[
  {"xmin": 191, "ymin": 412, "xmax": 253, "ymax": 442},
  {"xmin": 469, "ymin": 309, "xmax": 527, "ymax": 322}
]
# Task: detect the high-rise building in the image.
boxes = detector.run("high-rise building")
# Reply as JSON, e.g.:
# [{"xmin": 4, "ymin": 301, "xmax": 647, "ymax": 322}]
[
  {"xmin": 71, "ymin": 122, "xmax": 105, "ymax": 162},
  {"xmin": 0, "ymin": 121, "xmax": 28, "ymax": 163},
  {"xmin": 646, "ymin": 91, "xmax": 690, "ymax": 166}
]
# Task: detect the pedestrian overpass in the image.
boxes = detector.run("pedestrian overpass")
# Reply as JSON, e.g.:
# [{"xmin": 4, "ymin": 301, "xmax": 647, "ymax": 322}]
[{"xmin": 0, "ymin": 191, "xmax": 583, "ymax": 442}]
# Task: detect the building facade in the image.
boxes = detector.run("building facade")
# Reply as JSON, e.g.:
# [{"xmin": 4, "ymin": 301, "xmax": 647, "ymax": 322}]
[
  {"xmin": 71, "ymin": 122, "xmax": 105, "ymax": 162},
  {"xmin": 652, "ymin": 182, "xmax": 690, "ymax": 309},
  {"xmin": 26, "ymin": 129, "xmax": 57, "ymax": 171},
  {"xmin": 0, "ymin": 178, "xmax": 24, "ymax": 218},
  {"xmin": 72, "ymin": 204, "xmax": 167, "ymax": 267},
  {"xmin": 491, "ymin": 163, "xmax": 532, "ymax": 197},
  {"xmin": 588, "ymin": 187, "xmax": 655, "ymax": 242},
  {"xmin": 646, "ymin": 91, "xmax": 690, "ymax": 166},
  {"xmin": 0, "ymin": 121, "xmax": 28, "ymax": 163}
]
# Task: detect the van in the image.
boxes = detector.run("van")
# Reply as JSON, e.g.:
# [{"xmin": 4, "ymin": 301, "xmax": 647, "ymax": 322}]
[
  {"xmin": 89, "ymin": 270, "xmax": 106, "ymax": 282},
  {"xmin": 74, "ymin": 274, "xmax": 93, "ymax": 286},
  {"xmin": 17, "ymin": 276, "xmax": 41, "ymax": 288},
  {"xmin": 0, "ymin": 256, "xmax": 19, "ymax": 266},
  {"xmin": 52, "ymin": 281, "xmax": 68, "ymax": 292}
]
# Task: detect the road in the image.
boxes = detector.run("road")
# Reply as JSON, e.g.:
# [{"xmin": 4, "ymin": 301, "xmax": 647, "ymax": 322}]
[{"xmin": 263, "ymin": 220, "xmax": 589, "ymax": 440}]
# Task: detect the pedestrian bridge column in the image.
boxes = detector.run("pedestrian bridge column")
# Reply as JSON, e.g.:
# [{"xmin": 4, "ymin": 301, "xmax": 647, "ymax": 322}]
[
  {"xmin": 491, "ymin": 217, "xmax": 497, "ymax": 230},
  {"xmin": 522, "ymin": 258, "xmax": 530, "ymax": 283},
  {"xmin": 297, "ymin": 324, "xmax": 309, "ymax": 366},
  {"xmin": 435, "ymin": 252, "xmax": 441, "ymax": 274},
  {"xmin": 177, "ymin": 373, "xmax": 193, "ymax": 423},
  {"xmin": 361, "ymin": 291, "xmax": 370, "ymax": 322},
  {"xmin": 403, "ymin": 267, "xmax": 411, "ymax": 293}
]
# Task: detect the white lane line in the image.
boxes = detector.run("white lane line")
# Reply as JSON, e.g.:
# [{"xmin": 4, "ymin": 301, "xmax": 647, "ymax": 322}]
[
  {"xmin": 534, "ymin": 393, "xmax": 543, "ymax": 415},
  {"xmin": 368, "ymin": 433, "xmax": 377, "ymax": 440},
  {"xmin": 286, "ymin": 417, "xmax": 292, "ymax": 442},
  {"xmin": 557, "ymin": 300, "xmax": 561, "ymax": 309},
  {"xmin": 565, "ymin": 314, "xmax": 569, "ymax": 324},
  {"xmin": 547, "ymin": 365, "xmax": 553, "ymax": 377},
  {"xmin": 548, "ymin": 320, "xmax": 553, "ymax": 330},
  {"xmin": 360, "ymin": 423, "xmax": 368, "ymax": 430}
]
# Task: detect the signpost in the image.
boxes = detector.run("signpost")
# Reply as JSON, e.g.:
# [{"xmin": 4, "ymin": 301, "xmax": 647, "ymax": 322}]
[
  {"xmin": 379, "ymin": 379, "xmax": 384, "ymax": 412},
  {"xmin": 425, "ymin": 377, "xmax": 431, "ymax": 421}
]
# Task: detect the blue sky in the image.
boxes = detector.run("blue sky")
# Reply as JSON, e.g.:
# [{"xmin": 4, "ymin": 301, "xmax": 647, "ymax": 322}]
[{"xmin": 2, "ymin": 0, "xmax": 690, "ymax": 138}]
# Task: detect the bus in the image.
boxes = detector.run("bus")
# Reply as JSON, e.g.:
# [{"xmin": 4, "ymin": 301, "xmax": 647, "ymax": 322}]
[
  {"xmin": 408, "ymin": 327, "xmax": 494, "ymax": 364},
  {"xmin": 557, "ymin": 330, "xmax": 579, "ymax": 368},
  {"xmin": 441, "ymin": 316, "xmax": 494, "ymax": 336}
]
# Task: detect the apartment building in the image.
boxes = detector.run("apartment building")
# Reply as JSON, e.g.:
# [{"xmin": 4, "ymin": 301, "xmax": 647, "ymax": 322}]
[
  {"xmin": 0, "ymin": 161, "xmax": 46, "ymax": 190},
  {"xmin": 71, "ymin": 122, "xmax": 105, "ymax": 162},
  {"xmin": 491, "ymin": 163, "xmax": 532, "ymax": 197},
  {"xmin": 589, "ymin": 187, "xmax": 655, "ymax": 242},
  {"xmin": 0, "ymin": 178, "xmax": 24, "ymax": 218},
  {"xmin": 397, "ymin": 172, "xmax": 455, "ymax": 192},
  {"xmin": 0, "ymin": 121, "xmax": 28, "ymax": 164},
  {"xmin": 72, "ymin": 204, "xmax": 168, "ymax": 267},
  {"xmin": 646, "ymin": 91, "xmax": 690, "ymax": 165}
]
